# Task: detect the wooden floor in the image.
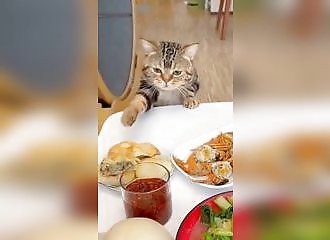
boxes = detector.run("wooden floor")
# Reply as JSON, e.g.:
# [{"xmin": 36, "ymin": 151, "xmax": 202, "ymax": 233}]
[{"xmin": 135, "ymin": 0, "xmax": 233, "ymax": 102}]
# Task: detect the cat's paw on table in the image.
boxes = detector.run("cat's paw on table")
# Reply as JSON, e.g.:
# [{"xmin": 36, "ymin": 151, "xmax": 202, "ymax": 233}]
[
  {"xmin": 183, "ymin": 97, "xmax": 200, "ymax": 109},
  {"xmin": 121, "ymin": 107, "xmax": 138, "ymax": 127}
]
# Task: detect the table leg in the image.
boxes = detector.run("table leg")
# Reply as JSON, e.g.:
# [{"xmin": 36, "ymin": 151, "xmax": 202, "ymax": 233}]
[
  {"xmin": 216, "ymin": 0, "xmax": 225, "ymax": 30},
  {"xmin": 220, "ymin": 0, "xmax": 231, "ymax": 40}
]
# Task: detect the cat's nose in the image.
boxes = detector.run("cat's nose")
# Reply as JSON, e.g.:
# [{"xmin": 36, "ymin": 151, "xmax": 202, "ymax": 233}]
[
  {"xmin": 162, "ymin": 74, "xmax": 173, "ymax": 82},
  {"xmin": 163, "ymin": 80, "xmax": 171, "ymax": 88},
  {"xmin": 162, "ymin": 69, "xmax": 173, "ymax": 82}
]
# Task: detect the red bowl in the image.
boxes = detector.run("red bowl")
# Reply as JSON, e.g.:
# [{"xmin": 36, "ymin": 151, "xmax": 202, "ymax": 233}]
[{"xmin": 176, "ymin": 191, "xmax": 233, "ymax": 240}]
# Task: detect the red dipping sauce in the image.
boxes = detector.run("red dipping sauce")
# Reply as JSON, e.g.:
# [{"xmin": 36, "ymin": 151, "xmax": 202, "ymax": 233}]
[{"xmin": 122, "ymin": 178, "xmax": 172, "ymax": 225}]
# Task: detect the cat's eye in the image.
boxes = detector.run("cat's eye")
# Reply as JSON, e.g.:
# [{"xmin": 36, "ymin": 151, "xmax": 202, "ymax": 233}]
[
  {"xmin": 153, "ymin": 67, "xmax": 162, "ymax": 73},
  {"xmin": 173, "ymin": 70, "xmax": 182, "ymax": 76}
]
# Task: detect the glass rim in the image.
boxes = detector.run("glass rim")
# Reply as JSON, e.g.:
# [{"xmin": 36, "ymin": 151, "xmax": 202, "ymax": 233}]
[{"xmin": 119, "ymin": 161, "xmax": 171, "ymax": 194}]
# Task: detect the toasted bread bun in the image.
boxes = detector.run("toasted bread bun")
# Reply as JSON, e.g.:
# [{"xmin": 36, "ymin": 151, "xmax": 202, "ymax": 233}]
[
  {"xmin": 107, "ymin": 142, "xmax": 160, "ymax": 161},
  {"xmin": 99, "ymin": 142, "xmax": 161, "ymax": 187},
  {"xmin": 133, "ymin": 143, "xmax": 160, "ymax": 158},
  {"xmin": 107, "ymin": 141, "xmax": 138, "ymax": 163}
]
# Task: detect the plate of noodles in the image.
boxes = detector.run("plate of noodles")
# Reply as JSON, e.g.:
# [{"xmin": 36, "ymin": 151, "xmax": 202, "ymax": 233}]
[{"xmin": 171, "ymin": 125, "xmax": 233, "ymax": 189}]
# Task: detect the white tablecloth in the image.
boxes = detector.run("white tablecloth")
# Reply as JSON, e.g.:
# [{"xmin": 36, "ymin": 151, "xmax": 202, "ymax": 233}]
[{"xmin": 98, "ymin": 102, "xmax": 233, "ymax": 237}]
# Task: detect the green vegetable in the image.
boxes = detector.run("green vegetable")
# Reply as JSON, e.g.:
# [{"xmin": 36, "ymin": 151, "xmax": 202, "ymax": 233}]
[
  {"xmin": 217, "ymin": 206, "xmax": 233, "ymax": 219},
  {"xmin": 227, "ymin": 196, "xmax": 233, "ymax": 205},
  {"xmin": 203, "ymin": 233, "xmax": 214, "ymax": 240},
  {"xmin": 208, "ymin": 228, "xmax": 233, "ymax": 236},
  {"xmin": 201, "ymin": 196, "xmax": 233, "ymax": 240},
  {"xmin": 201, "ymin": 205, "xmax": 214, "ymax": 226},
  {"xmin": 214, "ymin": 196, "xmax": 232, "ymax": 211},
  {"xmin": 213, "ymin": 218, "xmax": 232, "ymax": 231},
  {"xmin": 203, "ymin": 232, "xmax": 232, "ymax": 240},
  {"xmin": 217, "ymin": 236, "xmax": 232, "ymax": 240}
]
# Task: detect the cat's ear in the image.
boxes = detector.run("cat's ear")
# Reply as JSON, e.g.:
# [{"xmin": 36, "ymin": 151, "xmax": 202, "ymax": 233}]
[
  {"xmin": 181, "ymin": 43, "xmax": 199, "ymax": 60},
  {"xmin": 140, "ymin": 38, "xmax": 158, "ymax": 55}
]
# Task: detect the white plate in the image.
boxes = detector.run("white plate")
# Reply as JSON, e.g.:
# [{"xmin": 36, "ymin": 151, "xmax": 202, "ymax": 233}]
[{"xmin": 171, "ymin": 124, "xmax": 233, "ymax": 190}]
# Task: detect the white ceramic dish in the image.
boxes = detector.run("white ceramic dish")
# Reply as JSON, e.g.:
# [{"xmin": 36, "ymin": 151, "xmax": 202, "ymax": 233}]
[{"xmin": 171, "ymin": 124, "xmax": 233, "ymax": 190}]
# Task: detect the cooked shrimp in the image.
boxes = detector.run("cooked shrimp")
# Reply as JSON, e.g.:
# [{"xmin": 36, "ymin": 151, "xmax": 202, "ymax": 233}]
[{"xmin": 174, "ymin": 132, "xmax": 233, "ymax": 186}]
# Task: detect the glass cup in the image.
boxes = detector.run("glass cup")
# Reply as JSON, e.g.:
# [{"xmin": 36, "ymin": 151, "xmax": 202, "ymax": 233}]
[{"xmin": 119, "ymin": 162, "xmax": 172, "ymax": 225}]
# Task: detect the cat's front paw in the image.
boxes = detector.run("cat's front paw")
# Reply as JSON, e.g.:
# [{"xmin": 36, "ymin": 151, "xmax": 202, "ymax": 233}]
[
  {"xmin": 121, "ymin": 107, "xmax": 138, "ymax": 127},
  {"xmin": 183, "ymin": 97, "xmax": 200, "ymax": 109}
]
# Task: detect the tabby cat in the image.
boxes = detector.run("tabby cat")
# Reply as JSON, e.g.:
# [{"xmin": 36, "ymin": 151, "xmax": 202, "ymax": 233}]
[{"xmin": 121, "ymin": 39, "xmax": 200, "ymax": 126}]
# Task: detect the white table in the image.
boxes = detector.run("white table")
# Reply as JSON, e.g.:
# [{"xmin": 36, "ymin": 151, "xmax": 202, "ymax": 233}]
[{"xmin": 98, "ymin": 102, "xmax": 233, "ymax": 237}]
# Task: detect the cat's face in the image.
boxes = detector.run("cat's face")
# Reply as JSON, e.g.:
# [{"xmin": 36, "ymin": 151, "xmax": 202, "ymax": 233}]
[{"xmin": 141, "ymin": 39, "xmax": 199, "ymax": 91}]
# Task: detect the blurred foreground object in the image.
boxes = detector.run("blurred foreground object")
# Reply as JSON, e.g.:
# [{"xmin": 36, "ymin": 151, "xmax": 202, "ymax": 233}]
[
  {"xmin": 288, "ymin": 0, "xmax": 325, "ymax": 38},
  {"xmin": 0, "ymin": 0, "xmax": 96, "ymax": 131},
  {"xmin": 237, "ymin": 132, "xmax": 330, "ymax": 185},
  {"xmin": 234, "ymin": 1, "xmax": 330, "ymax": 239},
  {"xmin": 235, "ymin": 195, "xmax": 330, "ymax": 240},
  {"xmin": 0, "ymin": 117, "xmax": 98, "ymax": 238},
  {"xmin": 16, "ymin": 217, "xmax": 97, "ymax": 240},
  {"xmin": 0, "ymin": 0, "xmax": 97, "ymax": 239},
  {"xmin": 234, "ymin": 103, "xmax": 330, "ymax": 240},
  {"xmin": 235, "ymin": 0, "xmax": 330, "ymax": 101}
]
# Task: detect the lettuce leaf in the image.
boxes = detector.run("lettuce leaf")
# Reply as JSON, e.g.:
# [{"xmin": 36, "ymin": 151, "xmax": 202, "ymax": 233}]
[
  {"xmin": 201, "ymin": 205, "xmax": 214, "ymax": 226},
  {"xmin": 217, "ymin": 206, "xmax": 233, "ymax": 219}
]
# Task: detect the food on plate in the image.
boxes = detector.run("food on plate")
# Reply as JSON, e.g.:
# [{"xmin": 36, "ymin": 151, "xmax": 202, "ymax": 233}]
[
  {"xmin": 176, "ymin": 192, "xmax": 233, "ymax": 240},
  {"xmin": 107, "ymin": 141, "xmax": 160, "ymax": 163},
  {"xmin": 134, "ymin": 143, "xmax": 161, "ymax": 158},
  {"xmin": 135, "ymin": 162, "xmax": 166, "ymax": 179},
  {"xmin": 98, "ymin": 141, "xmax": 172, "ymax": 187},
  {"xmin": 200, "ymin": 195, "xmax": 233, "ymax": 240},
  {"xmin": 142, "ymin": 155, "xmax": 174, "ymax": 174},
  {"xmin": 104, "ymin": 218, "xmax": 174, "ymax": 240},
  {"xmin": 195, "ymin": 145, "xmax": 219, "ymax": 162},
  {"xmin": 174, "ymin": 132, "xmax": 233, "ymax": 185},
  {"xmin": 211, "ymin": 161, "xmax": 232, "ymax": 179}
]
